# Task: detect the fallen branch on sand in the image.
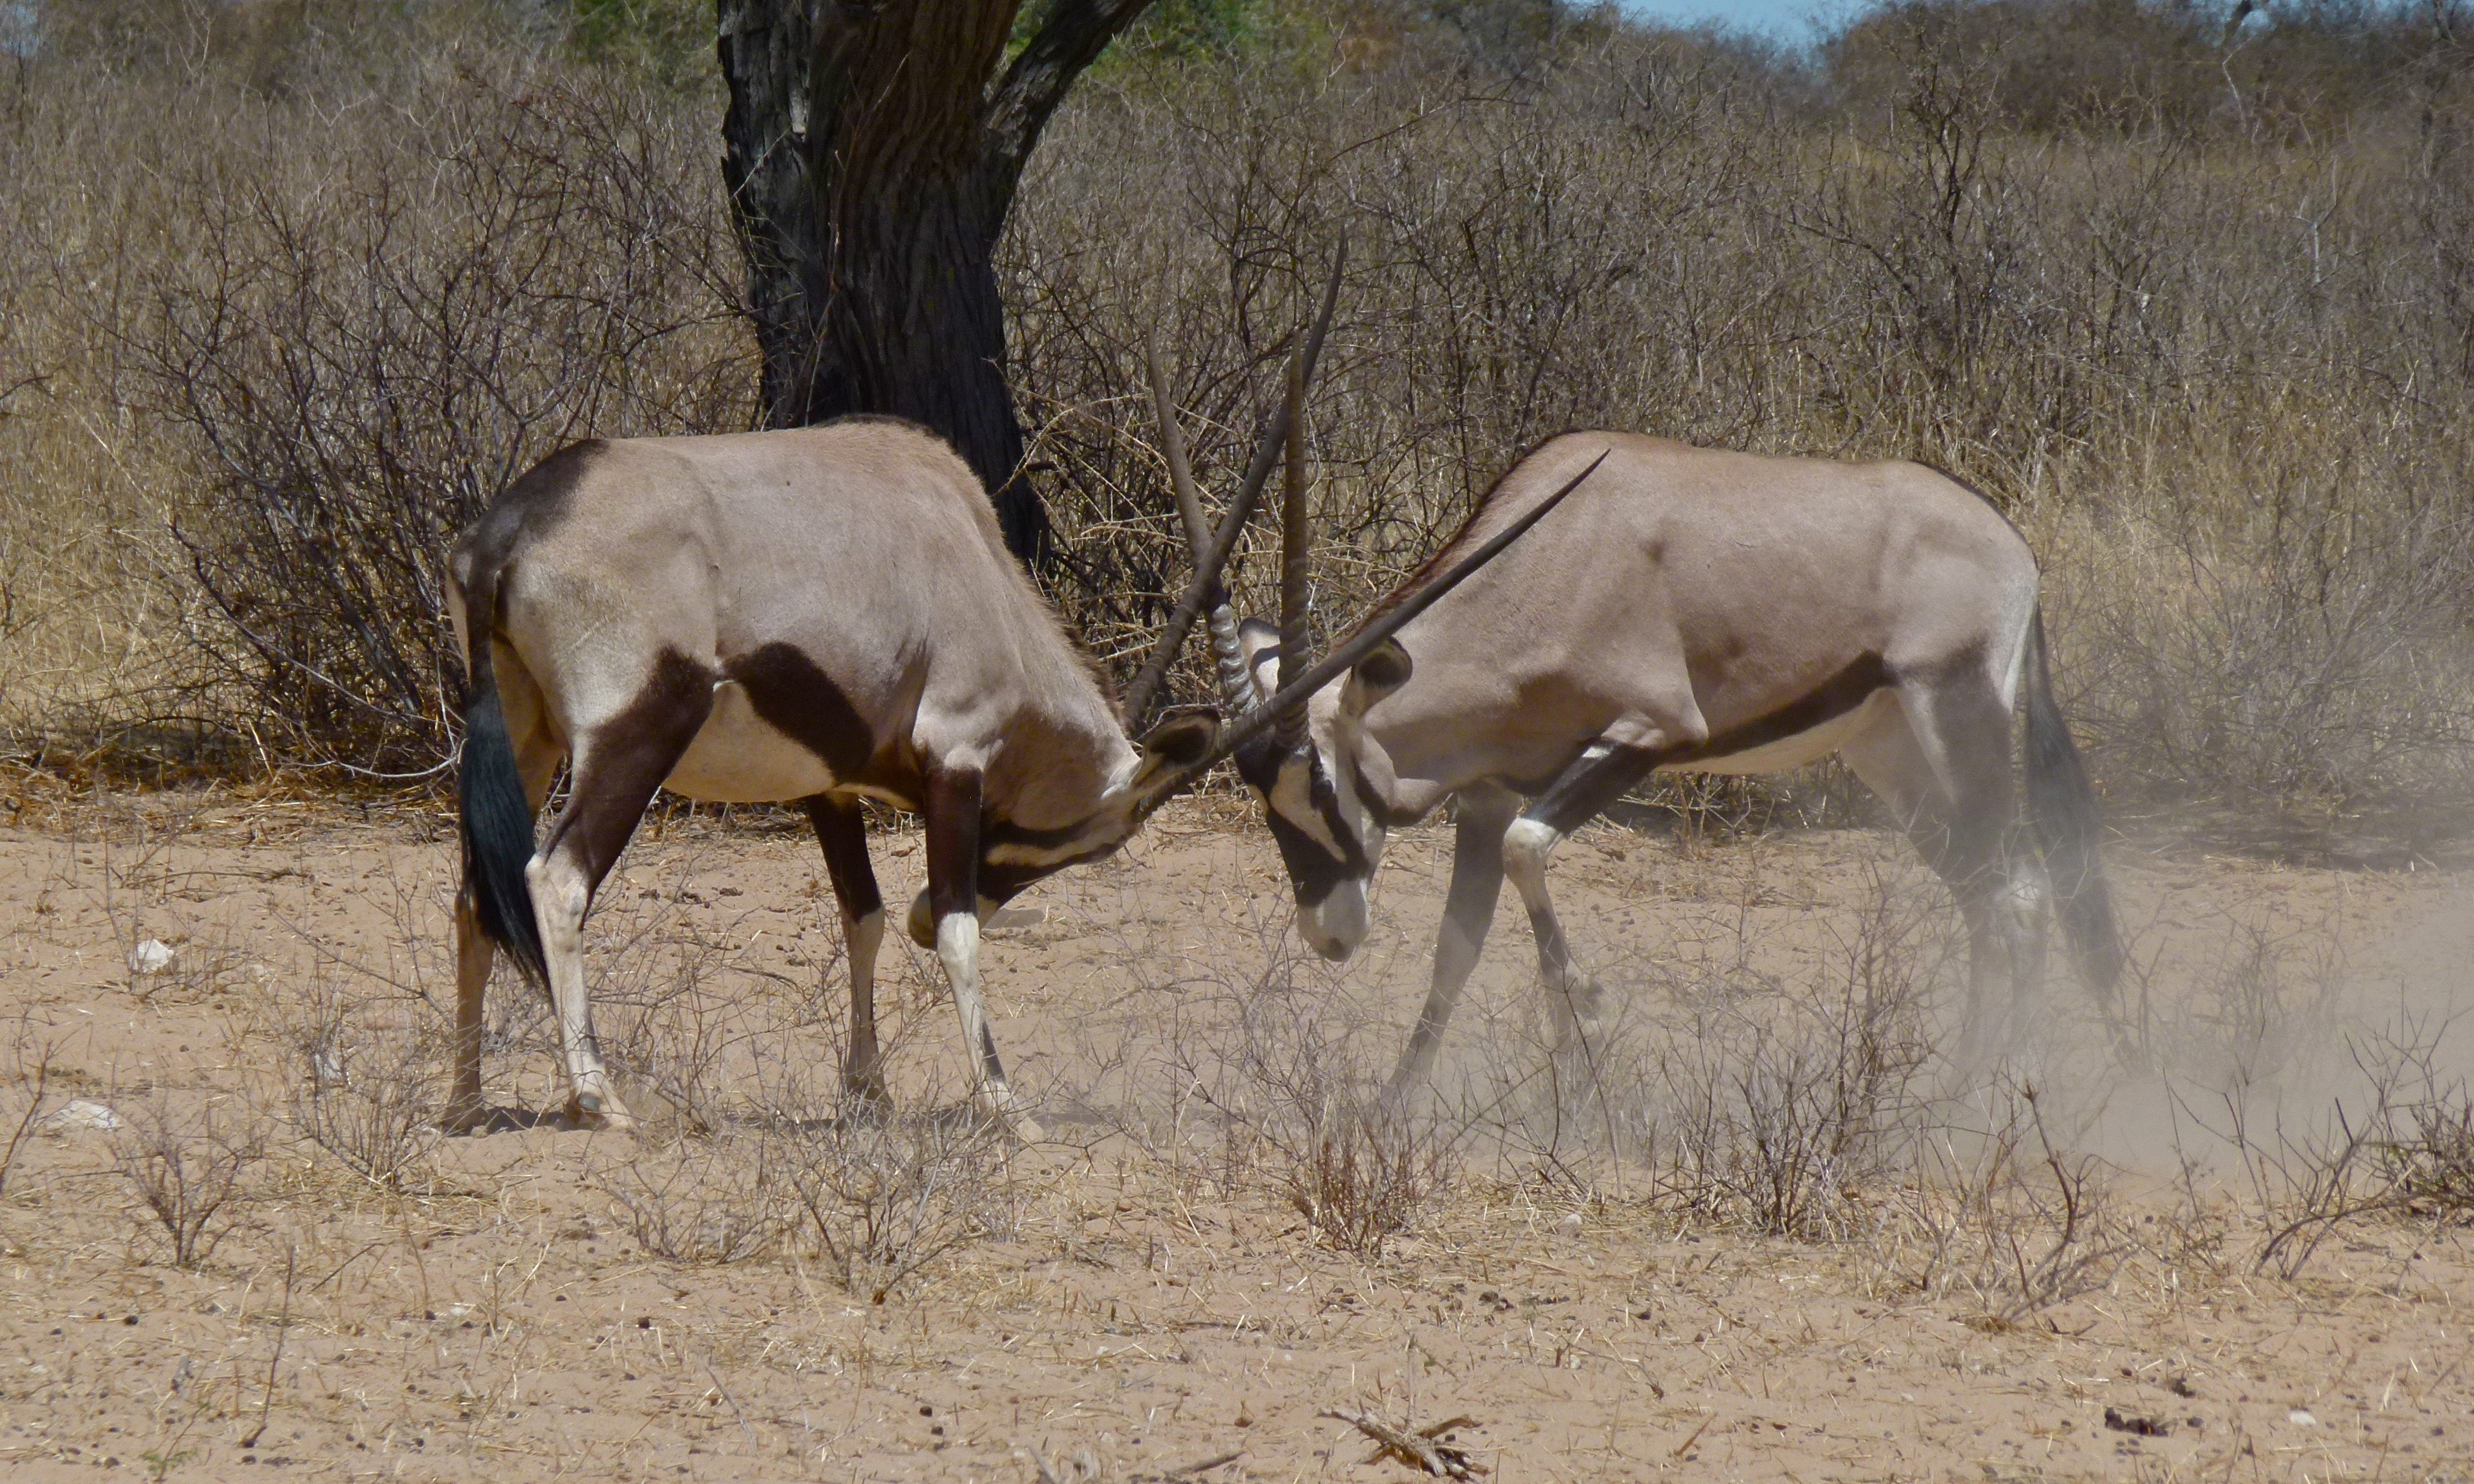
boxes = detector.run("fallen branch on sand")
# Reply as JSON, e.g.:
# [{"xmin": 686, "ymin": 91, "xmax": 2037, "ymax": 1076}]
[{"xmin": 1317, "ymin": 1410, "xmax": 1486, "ymax": 1478}]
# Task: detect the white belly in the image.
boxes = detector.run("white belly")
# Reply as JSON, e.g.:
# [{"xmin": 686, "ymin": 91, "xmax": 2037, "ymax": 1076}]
[
  {"xmin": 1664, "ymin": 688, "xmax": 1898, "ymax": 777},
  {"xmin": 663, "ymin": 680, "xmax": 838, "ymax": 803}
]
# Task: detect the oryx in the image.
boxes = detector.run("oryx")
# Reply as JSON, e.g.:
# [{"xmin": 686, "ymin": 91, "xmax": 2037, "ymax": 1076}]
[
  {"xmin": 1165, "ymin": 429, "xmax": 2128, "ymax": 1090},
  {"xmin": 445, "ymin": 416, "xmax": 1217, "ymax": 1136}
]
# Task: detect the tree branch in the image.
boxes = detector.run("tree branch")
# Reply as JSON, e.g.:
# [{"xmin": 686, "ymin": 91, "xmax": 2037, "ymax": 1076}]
[{"xmin": 978, "ymin": 0, "xmax": 1156, "ymax": 207}]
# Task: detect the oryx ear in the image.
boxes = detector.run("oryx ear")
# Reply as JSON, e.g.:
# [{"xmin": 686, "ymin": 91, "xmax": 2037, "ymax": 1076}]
[
  {"xmin": 1237, "ymin": 617, "xmax": 1281, "ymax": 707},
  {"xmin": 1137, "ymin": 711, "xmax": 1219, "ymax": 771},
  {"xmin": 1345, "ymin": 638, "xmax": 1411, "ymax": 713},
  {"xmin": 1126, "ymin": 711, "xmax": 1219, "ymax": 807}
]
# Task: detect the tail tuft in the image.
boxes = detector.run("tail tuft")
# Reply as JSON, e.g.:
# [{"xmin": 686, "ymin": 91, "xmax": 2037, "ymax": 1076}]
[
  {"xmin": 458, "ymin": 568, "xmax": 546, "ymax": 987},
  {"xmin": 2020, "ymin": 607, "xmax": 2126, "ymax": 997}
]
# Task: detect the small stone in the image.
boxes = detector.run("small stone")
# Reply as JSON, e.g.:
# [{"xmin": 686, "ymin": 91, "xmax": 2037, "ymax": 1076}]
[
  {"xmin": 2288, "ymin": 1410, "xmax": 2318, "ymax": 1427},
  {"xmin": 128, "ymin": 940, "xmax": 175, "ymax": 975},
  {"xmin": 1555, "ymin": 1213, "xmax": 1584, "ymax": 1236},
  {"xmin": 42, "ymin": 1099, "xmax": 121, "ymax": 1133}
]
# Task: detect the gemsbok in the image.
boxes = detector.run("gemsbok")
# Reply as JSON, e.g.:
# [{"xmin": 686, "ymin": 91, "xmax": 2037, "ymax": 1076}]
[
  {"xmin": 440, "ymin": 263, "xmax": 1593, "ymax": 1137},
  {"xmin": 1160, "ymin": 425, "xmax": 2130, "ymax": 1092}
]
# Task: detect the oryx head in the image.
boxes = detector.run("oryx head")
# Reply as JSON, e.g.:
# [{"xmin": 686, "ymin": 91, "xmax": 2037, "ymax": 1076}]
[
  {"xmin": 1231, "ymin": 618, "xmax": 1411, "ymax": 959},
  {"xmin": 1134, "ymin": 266, "xmax": 1608, "ymax": 962}
]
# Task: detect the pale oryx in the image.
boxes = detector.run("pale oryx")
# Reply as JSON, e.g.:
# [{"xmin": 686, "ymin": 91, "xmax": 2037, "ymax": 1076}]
[{"xmin": 1176, "ymin": 431, "xmax": 2128, "ymax": 1090}]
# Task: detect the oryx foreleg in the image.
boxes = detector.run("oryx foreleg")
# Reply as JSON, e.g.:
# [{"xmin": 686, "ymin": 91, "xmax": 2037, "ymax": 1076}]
[
  {"xmin": 1389, "ymin": 783, "xmax": 1519, "ymax": 1098},
  {"xmin": 804, "ymin": 794, "xmax": 889, "ymax": 1110},
  {"xmin": 924, "ymin": 767, "xmax": 1042, "ymax": 1142},
  {"xmin": 1503, "ymin": 740, "xmax": 1660, "ymax": 1052}
]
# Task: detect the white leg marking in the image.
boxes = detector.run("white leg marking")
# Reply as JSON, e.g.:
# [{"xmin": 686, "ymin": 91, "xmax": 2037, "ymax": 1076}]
[
  {"xmin": 1500, "ymin": 817, "xmax": 1601, "ymax": 1048},
  {"xmin": 935, "ymin": 913, "xmax": 1042, "ymax": 1142},
  {"xmin": 1500, "ymin": 816, "xmax": 1562, "ymax": 900},
  {"xmin": 526, "ymin": 852, "xmax": 633, "ymax": 1130}
]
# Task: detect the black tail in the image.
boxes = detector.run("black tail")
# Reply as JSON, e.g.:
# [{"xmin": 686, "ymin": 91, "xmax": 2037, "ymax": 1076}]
[
  {"xmin": 458, "ymin": 561, "xmax": 547, "ymax": 988},
  {"xmin": 2020, "ymin": 606, "xmax": 2125, "ymax": 998}
]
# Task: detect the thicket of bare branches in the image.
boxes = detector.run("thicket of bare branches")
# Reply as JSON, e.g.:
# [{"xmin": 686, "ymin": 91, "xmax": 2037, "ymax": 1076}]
[{"xmin": 1, "ymin": 0, "xmax": 2468, "ymax": 828}]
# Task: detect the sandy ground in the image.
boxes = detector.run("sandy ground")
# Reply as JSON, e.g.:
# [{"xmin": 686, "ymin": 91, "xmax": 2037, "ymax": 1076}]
[{"xmin": 1, "ymin": 783, "xmax": 2471, "ymax": 1482}]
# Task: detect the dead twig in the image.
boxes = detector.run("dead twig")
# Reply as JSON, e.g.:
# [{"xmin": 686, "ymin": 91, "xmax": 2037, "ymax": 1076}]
[
  {"xmin": 1318, "ymin": 1410, "xmax": 1486, "ymax": 1479},
  {"xmin": 238, "ymin": 1245, "xmax": 295, "ymax": 1449}
]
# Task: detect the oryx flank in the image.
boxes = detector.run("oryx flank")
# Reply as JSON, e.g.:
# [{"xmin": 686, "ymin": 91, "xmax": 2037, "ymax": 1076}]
[
  {"xmin": 1221, "ymin": 432, "xmax": 2129, "ymax": 1090},
  {"xmin": 445, "ymin": 417, "xmax": 1223, "ymax": 1138}
]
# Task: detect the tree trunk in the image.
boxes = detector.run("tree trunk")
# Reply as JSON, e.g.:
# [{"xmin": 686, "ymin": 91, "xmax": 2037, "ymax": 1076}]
[{"xmin": 719, "ymin": 0, "xmax": 1153, "ymax": 571}]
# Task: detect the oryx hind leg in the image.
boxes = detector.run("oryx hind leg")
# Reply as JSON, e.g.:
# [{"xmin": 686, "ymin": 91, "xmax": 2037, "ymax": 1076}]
[
  {"xmin": 1843, "ymin": 672, "xmax": 2042, "ymax": 1075},
  {"xmin": 529, "ymin": 652, "xmax": 715, "ymax": 1130},
  {"xmin": 923, "ymin": 765, "xmax": 1042, "ymax": 1143},
  {"xmin": 1389, "ymin": 782, "xmax": 1519, "ymax": 1100},
  {"xmin": 1503, "ymin": 738, "xmax": 1664, "ymax": 1058},
  {"xmin": 803, "ymin": 794, "xmax": 890, "ymax": 1111},
  {"xmin": 450, "ymin": 652, "xmax": 564, "ymax": 1134}
]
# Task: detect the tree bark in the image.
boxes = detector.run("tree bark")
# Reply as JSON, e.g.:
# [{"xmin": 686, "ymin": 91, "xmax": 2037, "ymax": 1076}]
[{"xmin": 719, "ymin": 0, "xmax": 1153, "ymax": 571}]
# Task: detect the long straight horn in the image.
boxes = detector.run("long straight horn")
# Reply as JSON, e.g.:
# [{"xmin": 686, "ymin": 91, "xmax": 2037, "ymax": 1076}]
[
  {"xmin": 1198, "ymin": 449, "xmax": 1612, "ymax": 770},
  {"xmin": 1273, "ymin": 351, "xmax": 1312, "ymax": 749},
  {"xmin": 1121, "ymin": 330, "xmax": 1253, "ymax": 725},
  {"xmin": 1116, "ymin": 243, "xmax": 1346, "ymax": 731}
]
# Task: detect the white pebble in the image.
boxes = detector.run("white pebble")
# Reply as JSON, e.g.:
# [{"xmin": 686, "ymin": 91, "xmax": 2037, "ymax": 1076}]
[
  {"xmin": 128, "ymin": 940, "xmax": 175, "ymax": 975},
  {"xmin": 2288, "ymin": 1410, "xmax": 2317, "ymax": 1427},
  {"xmin": 42, "ymin": 1099, "xmax": 122, "ymax": 1132}
]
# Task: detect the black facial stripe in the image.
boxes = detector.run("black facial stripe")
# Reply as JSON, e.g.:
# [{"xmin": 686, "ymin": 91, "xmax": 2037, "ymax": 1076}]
[
  {"xmin": 1265, "ymin": 812, "xmax": 1354, "ymax": 908},
  {"xmin": 976, "ymin": 837, "xmax": 1125, "ymax": 906},
  {"xmin": 1307, "ymin": 764, "xmax": 1374, "ymax": 875}
]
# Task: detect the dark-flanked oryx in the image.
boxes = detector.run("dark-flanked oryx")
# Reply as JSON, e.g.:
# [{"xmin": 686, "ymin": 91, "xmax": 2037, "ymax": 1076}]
[
  {"xmin": 1173, "ymin": 429, "xmax": 2128, "ymax": 1092},
  {"xmin": 446, "ymin": 416, "xmax": 1219, "ymax": 1138}
]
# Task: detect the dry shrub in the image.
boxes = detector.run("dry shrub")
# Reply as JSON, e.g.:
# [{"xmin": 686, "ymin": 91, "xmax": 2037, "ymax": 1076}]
[
  {"xmin": 6, "ymin": 5, "xmax": 2473, "ymax": 827},
  {"xmin": 784, "ymin": 1114, "xmax": 1017, "ymax": 1301},
  {"xmin": 2384, "ymin": 1095, "xmax": 2474, "ymax": 1223},
  {"xmin": 1156, "ymin": 937, "xmax": 1463, "ymax": 1256},
  {"xmin": 1878, "ymin": 1084, "xmax": 2128, "ymax": 1329},
  {"xmin": 1007, "ymin": 17, "xmax": 2474, "ymax": 829},
  {"xmin": 2185, "ymin": 1023, "xmax": 2474, "ymax": 1278},
  {"xmin": 1648, "ymin": 872, "xmax": 1942, "ymax": 1238},
  {"xmin": 596, "ymin": 1132, "xmax": 791, "ymax": 1266},
  {"xmin": 1, "ymin": 11, "xmax": 745, "ymax": 773},
  {"xmin": 1284, "ymin": 1103, "xmax": 1458, "ymax": 1258},
  {"xmin": 2123, "ymin": 894, "xmax": 2345, "ymax": 1092},
  {"xmin": 287, "ymin": 982, "xmax": 442, "ymax": 1195},
  {"xmin": 593, "ymin": 1112, "xmax": 1014, "ymax": 1292},
  {"xmin": 114, "ymin": 1096, "xmax": 265, "ymax": 1269},
  {"xmin": 0, "ymin": 1012, "xmax": 60, "ymax": 1197},
  {"xmin": 122, "ymin": 63, "xmax": 746, "ymax": 773}
]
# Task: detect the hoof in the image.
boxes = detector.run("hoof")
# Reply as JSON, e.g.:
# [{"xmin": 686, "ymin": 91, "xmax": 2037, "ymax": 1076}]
[
  {"xmin": 564, "ymin": 1088, "xmax": 639, "ymax": 1132},
  {"xmin": 972, "ymin": 1091, "xmax": 1043, "ymax": 1145},
  {"xmin": 1547, "ymin": 974, "xmax": 1610, "ymax": 1054}
]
